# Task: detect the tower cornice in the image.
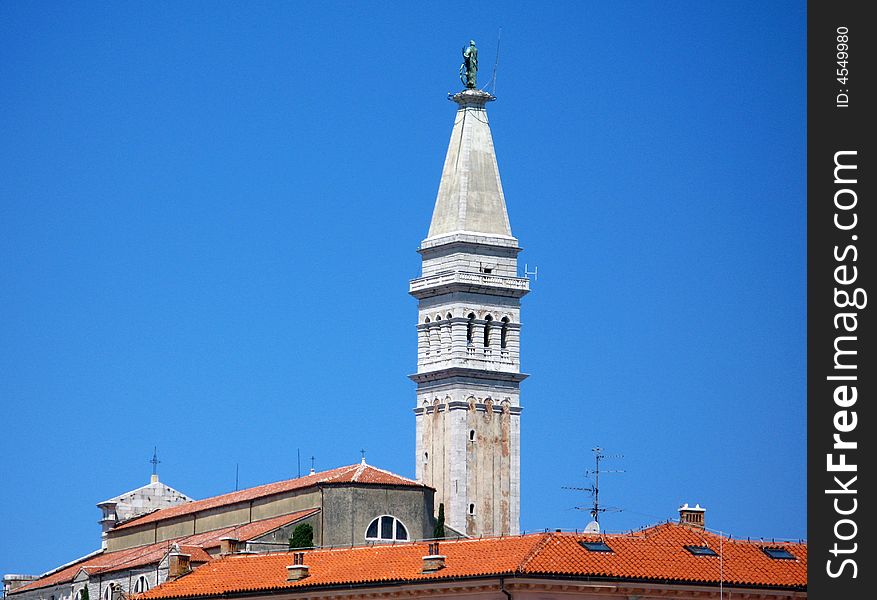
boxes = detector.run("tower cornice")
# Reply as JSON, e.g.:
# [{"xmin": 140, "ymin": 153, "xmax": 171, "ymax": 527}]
[{"xmin": 409, "ymin": 367, "xmax": 529, "ymax": 385}]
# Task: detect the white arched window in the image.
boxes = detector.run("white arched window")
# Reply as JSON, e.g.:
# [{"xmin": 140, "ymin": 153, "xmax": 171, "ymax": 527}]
[
  {"xmin": 133, "ymin": 576, "xmax": 149, "ymax": 594},
  {"xmin": 102, "ymin": 586, "xmax": 112, "ymax": 600},
  {"xmin": 365, "ymin": 515, "xmax": 409, "ymax": 541}
]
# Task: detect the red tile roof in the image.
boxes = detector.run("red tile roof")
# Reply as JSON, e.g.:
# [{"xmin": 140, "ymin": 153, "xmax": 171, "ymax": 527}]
[
  {"xmin": 139, "ymin": 523, "xmax": 806, "ymax": 599},
  {"xmin": 114, "ymin": 464, "xmax": 423, "ymax": 532},
  {"xmin": 11, "ymin": 510, "xmax": 319, "ymax": 595}
]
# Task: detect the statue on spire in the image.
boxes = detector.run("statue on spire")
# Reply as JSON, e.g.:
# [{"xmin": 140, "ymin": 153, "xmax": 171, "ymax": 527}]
[{"xmin": 460, "ymin": 40, "xmax": 478, "ymax": 89}]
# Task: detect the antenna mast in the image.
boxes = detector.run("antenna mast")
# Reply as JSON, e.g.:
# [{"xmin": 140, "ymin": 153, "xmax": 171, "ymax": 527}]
[
  {"xmin": 482, "ymin": 28, "xmax": 502, "ymax": 95},
  {"xmin": 562, "ymin": 447, "xmax": 624, "ymax": 531}
]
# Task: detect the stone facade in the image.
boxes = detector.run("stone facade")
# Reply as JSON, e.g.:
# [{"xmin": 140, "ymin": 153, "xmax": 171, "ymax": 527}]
[
  {"xmin": 97, "ymin": 475, "xmax": 192, "ymax": 549},
  {"xmin": 411, "ymin": 90, "xmax": 527, "ymax": 537}
]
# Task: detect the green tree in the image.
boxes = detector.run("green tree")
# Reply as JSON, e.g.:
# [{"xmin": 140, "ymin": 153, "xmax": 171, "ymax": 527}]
[
  {"xmin": 433, "ymin": 503, "xmax": 445, "ymax": 539},
  {"xmin": 289, "ymin": 522, "xmax": 314, "ymax": 549},
  {"xmin": 80, "ymin": 587, "xmax": 89, "ymax": 600}
]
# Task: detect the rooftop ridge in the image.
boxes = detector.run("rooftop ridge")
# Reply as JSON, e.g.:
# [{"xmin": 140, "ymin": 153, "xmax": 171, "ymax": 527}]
[
  {"xmin": 134, "ymin": 522, "xmax": 806, "ymax": 599},
  {"xmin": 113, "ymin": 464, "xmax": 421, "ymax": 531}
]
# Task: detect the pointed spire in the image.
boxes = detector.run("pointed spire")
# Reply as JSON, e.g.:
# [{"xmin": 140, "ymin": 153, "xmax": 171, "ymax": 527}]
[{"xmin": 427, "ymin": 89, "xmax": 513, "ymax": 241}]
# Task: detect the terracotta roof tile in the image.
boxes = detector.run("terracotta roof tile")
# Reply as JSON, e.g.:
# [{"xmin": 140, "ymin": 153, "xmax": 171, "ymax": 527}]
[
  {"xmin": 114, "ymin": 465, "xmax": 422, "ymax": 531},
  {"xmin": 11, "ymin": 510, "xmax": 319, "ymax": 595},
  {"xmin": 139, "ymin": 523, "xmax": 806, "ymax": 599}
]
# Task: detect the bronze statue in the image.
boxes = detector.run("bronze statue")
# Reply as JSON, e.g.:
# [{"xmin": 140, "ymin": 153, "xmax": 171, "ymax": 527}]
[{"xmin": 460, "ymin": 40, "xmax": 478, "ymax": 89}]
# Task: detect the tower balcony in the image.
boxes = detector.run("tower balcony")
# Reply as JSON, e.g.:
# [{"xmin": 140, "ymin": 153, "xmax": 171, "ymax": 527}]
[
  {"xmin": 409, "ymin": 271, "xmax": 529, "ymax": 299},
  {"xmin": 417, "ymin": 346, "xmax": 519, "ymax": 374}
]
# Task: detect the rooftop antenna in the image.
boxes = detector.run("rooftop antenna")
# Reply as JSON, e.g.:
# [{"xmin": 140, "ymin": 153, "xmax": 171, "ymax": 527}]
[
  {"xmin": 482, "ymin": 27, "xmax": 502, "ymax": 95},
  {"xmin": 235, "ymin": 463, "xmax": 239, "ymax": 491},
  {"xmin": 297, "ymin": 448, "xmax": 301, "ymax": 478},
  {"xmin": 562, "ymin": 447, "xmax": 624, "ymax": 532},
  {"xmin": 149, "ymin": 447, "xmax": 161, "ymax": 482},
  {"xmin": 524, "ymin": 263, "xmax": 538, "ymax": 281}
]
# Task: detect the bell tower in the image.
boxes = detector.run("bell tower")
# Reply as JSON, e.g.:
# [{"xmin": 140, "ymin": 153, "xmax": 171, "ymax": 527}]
[{"xmin": 410, "ymin": 86, "xmax": 528, "ymax": 537}]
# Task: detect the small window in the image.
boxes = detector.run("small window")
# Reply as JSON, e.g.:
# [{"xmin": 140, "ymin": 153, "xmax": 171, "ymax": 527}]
[
  {"xmin": 762, "ymin": 547, "xmax": 796, "ymax": 560},
  {"xmin": 579, "ymin": 540, "xmax": 613, "ymax": 553},
  {"xmin": 423, "ymin": 451, "xmax": 429, "ymax": 462},
  {"xmin": 133, "ymin": 575, "xmax": 150, "ymax": 593},
  {"xmin": 469, "ymin": 429, "xmax": 475, "ymax": 442},
  {"xmin": 365, "ymin": 515, "xmax": 408, "ymax": 541},
  {"xmin": 685, "ymin": 545, "xmax": 718, "ymax": 556},
  {"xmin": 468, "ymin": 503, "xmax": 476, "ymax": 515}
]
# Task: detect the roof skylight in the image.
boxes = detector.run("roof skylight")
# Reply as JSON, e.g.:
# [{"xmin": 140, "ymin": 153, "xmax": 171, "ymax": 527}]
[
  {"xmin": 762, "ymin": 547, "xmax": 796, "ymax": 560},
  {"xmin": 579, "ymin": 540, "xmax": 613, "ymax": 553},
  {"xmin": 684, "ymin": 545, "xmax": 718, "ymax": 557}
]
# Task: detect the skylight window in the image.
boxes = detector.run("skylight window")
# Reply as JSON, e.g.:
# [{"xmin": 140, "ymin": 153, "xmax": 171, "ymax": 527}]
[
  {"xmin": 762, "ymin": 547, "xmax": 796, "ymax": 560},
  {"xmin": 579, "ymin": 540, "xmax": 613, "ymax": 553},
  {"xmin": 684, "ymin": 545, "xmax": 718, "ymax": 556}
]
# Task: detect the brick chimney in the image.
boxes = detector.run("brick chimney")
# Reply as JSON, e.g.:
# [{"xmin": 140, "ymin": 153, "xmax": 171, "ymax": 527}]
[
  {"xmin": 678, "ymin": 503, "xmax": 706, "ymax": 529},
  {"xmin": 219, "ymin": 537, "xmax": 241, "ymax": 555},
  {"xmin": 167, "ymin": 545, "xmax": 192, "ymax": 580},
  {"xmin": 286, "ymin": 552, "xmax": 309, "ymax": 581},
  {"xmin": 421, "ymin": 542, "xmax": 446, "ymax": 573}
]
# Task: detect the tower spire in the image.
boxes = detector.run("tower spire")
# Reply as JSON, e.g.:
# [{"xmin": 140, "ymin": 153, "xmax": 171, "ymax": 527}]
[
  {"xmin": 427, "ymin": 89, "xmax": 513, "ymax": 240},
  {"xmin": 410, "ymin": 52, "xmax": 529, "ymax": 537}
]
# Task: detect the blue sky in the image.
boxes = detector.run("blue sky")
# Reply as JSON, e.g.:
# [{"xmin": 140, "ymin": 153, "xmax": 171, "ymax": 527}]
[{"xmin": 0, "ymin": 1, "xmax": 805, "ymax": 575}]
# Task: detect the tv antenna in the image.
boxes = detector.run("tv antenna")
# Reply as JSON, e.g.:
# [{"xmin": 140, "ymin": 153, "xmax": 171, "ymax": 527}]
[
  {"xmin": 524, "ymin": 263, "xmax": 538, "ymax": 281},
  {"xmin": 562, "ymin": 447, "xmax": 624, "ymax": 532}
]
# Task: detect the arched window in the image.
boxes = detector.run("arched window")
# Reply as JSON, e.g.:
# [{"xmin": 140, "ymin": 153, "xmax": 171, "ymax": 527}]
[
  {"xmin": 365, "ymin": 515, "xmax": 409, "ymax": 541},
  {"xmin": 466, "ymin": 313, "xmax": 475, "ymax": 345},
  {"xmin": 468, "ymin": 503, "xmax": 476, "ymax": 515},
  {"xmin": 133, "ymin": 576, "xmax": 149, "ymax": 594},
  {"xmin": 103, "ymin": 586, "xmax": 112, "ymax": 600},
  {"xmin": 484, "ymin": 315, "xmax": 493, "ymax": 347},
  {"xmin": 500, "ymin": 317, "xmax": 510, "ymax": 349},
  {"xmin": 469, "ymin": 429, "xmax": 476, "ymax": 442}
]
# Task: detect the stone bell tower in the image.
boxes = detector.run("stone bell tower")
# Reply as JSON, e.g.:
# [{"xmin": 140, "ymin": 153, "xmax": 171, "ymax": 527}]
[{"xmin": 410, "ymin": 86, "xmax": 528, "ymax": 537}]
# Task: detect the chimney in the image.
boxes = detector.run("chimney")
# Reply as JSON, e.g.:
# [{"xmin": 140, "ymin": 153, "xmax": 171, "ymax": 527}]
[
  {"xmin": 678, "ymin": 503, "xmax": 706, "ymax": 529},
  {"xmin": 167, "ymin": 545, "xmax": 192, "ymax": 580},
  {"xmin": 286, "ymin": 552, "xmax": 309, "ymax": 581},
  {"xmin": 421, "ymin": 542, "xmax": 446, "ymax": 573},
  {"xmin": 219, "ymin": 537, "xmax": 241, "ymax": 555}
]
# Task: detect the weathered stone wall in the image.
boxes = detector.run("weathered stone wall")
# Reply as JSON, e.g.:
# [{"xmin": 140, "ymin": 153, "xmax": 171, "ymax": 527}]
[
  {"xmin": 320, "ymin": 486, "xmax": 435, "ymax": 547},
  {"xmin": 106, "ymin": 489, "xmax": 321, "ymax": 552}
]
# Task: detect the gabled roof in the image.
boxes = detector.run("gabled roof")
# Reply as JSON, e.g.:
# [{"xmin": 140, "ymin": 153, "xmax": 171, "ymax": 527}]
[
  {"xmin": 97, "ymin": 479, "xmax": 192, "ymax": 507},
  {"xmin": 113, "ymin": 463, "xmax": 424, "ymax": 532},
  {"xmin": 10, "ymin": 510, "xmax": 319, "ymax": 595},
  {"xmin": 138, "ymin": 523, "xmax": 806, "ymax": 599}
]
